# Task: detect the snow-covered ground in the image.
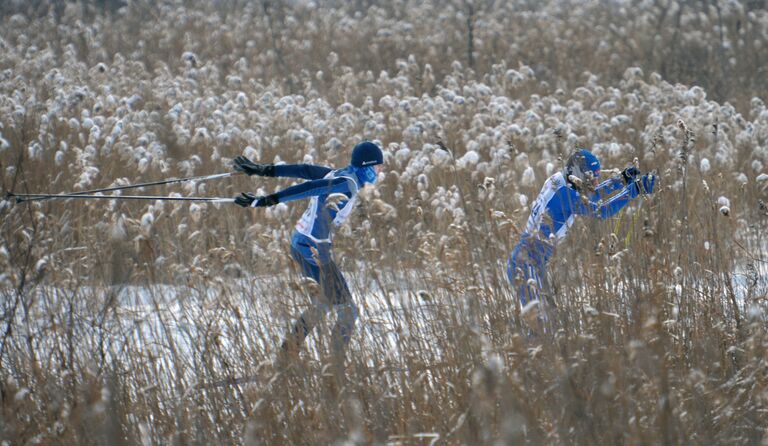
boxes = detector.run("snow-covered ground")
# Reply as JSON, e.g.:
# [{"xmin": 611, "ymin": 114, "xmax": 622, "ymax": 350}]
[{"xmin": 5, "ymin": 244, "xmax": 765, "ymax": 388}]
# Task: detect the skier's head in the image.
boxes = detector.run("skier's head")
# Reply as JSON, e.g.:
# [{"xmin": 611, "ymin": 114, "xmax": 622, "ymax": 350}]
[
  {"xmin": 564, "ymin": 149, "xmax": 601, "ymax": 189},
  {"xmin": 350, "ymin": 141, "xmax": 384, "ymax": 184},
  {"xmin": 351, "ymin": 141, "xmax": 383, "ymax": 167}
]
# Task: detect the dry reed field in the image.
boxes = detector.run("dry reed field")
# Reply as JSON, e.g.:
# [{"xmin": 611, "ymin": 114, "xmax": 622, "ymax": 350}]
[{"xmin": 1, "ymin": 0, "xmax": 768, "ymax": 444}]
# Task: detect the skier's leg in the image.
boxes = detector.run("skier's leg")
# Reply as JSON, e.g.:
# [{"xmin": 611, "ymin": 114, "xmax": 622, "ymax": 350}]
[
  {"xmin": 507, "ymin": 241, "xmax": 529, "ymax": 305},
  {"xmin": 508, "ymin": 241, "xmax": 541, "ymax": 306},
  {"xmin": 512, "ymin": 248, "xmax": 549, "ymax": 332},
  {"xmin": 280, "ymin": 242, "xmax": 329, "ymax": 354},
  {"xmin": 282, "ymin": 304, "xmax": 329, "ymax": 353},
  {"xmin": 529, "ymin": 263, "xmax": 548, "ymax": 320},
  {"xmin": 332, "ymin": 303, "xmax": 358, "ymax": 353},
  {"xmin": 522, "ymin": 262, "xmax": 542, "ymax": 311},
  {"xmin": 526, "ymin": 263, "xmax": 543, "ymax": 303},
  {"xmin": 318, "ymin": 260, "xmax": 357, "ymax": 361}
]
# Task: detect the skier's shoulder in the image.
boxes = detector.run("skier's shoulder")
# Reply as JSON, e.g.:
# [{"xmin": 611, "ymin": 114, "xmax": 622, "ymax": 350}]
[
  {"xmin": 548, "ymin": 171, "xmax": 567, "ymax": 188},
  {"xmin": 537, "ymin": 171, "xmax": 567, "ymax": 198},
  {"xmin": 548, "ymin": 171, "xmax": 583, "ymax": 199},
  {"xmin": 328, "ymin": 166, "xmax": 360, "ymax": 193}
]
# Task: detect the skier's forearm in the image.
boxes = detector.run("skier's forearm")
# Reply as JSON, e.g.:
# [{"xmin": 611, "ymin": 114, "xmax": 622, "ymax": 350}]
[
  {"xmin": 592, "ymin": 186, "xmax": 634, "ymax": 219},
  {"xmin": 272, "ymin": 177, "xmax": 352, "ymax": 203},
  {"xmin": 273, "ymin": 164, "xmax": 333, "ymax": 180},
  {"xmin": 594, "ymin": 177, "xmax": 625, "ymax": 198}
]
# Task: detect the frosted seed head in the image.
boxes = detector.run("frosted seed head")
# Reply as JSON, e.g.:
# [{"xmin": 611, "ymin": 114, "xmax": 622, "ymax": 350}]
[
  {"xmin": 181, "ymin": 51, "xmax": 198, "ymax": 67},
  {"xmin": 189, "ymin": 204, "xmax": 202, "ymax": 223}
]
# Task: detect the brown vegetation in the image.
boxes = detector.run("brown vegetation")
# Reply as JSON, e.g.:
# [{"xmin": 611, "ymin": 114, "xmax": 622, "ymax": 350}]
[{"xmin": 1, "ymin": 1, "xmax": 767, "ymax": 444}]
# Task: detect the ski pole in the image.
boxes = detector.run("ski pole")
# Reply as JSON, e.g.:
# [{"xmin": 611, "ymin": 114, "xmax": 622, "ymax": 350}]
[
  {"xmin": 18, "ymin": 171, "xmax": 244, "ymax": 203},
  {"xmin": 7, "ymin": 192, "xmax": 235, "ymax": 204}
]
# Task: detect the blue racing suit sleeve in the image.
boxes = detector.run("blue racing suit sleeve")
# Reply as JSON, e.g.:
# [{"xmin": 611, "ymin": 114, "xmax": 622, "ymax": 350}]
[
  {"xmin": 574, "ymin": 183, "xmax": 637, "ymax": 219},
  {"xmin": 272, "ymin": 176, "xmax": 355, "ymax": 204},
  {"xmin": 273, "ymin": 164, "xmax": 333, "ymax": 180},
  {"xmin": 592, "ymin": 177, "xmax": 626, "ymax": 200}
]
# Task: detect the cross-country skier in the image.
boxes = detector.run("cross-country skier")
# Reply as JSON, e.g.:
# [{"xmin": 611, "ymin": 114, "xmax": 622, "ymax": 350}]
[
  {"xmin": 232, "ymin": 141, "xmax": 384, "ymax": 366},
  {"xmin": 507, "ymin": 149, "xmax": 656, "ymax": 323}
]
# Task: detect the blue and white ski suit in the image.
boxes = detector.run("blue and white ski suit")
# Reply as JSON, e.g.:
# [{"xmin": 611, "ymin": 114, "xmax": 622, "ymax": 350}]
[
  {"xmin": 507, "ymin": 171, "xmax": 644, "ymax": 305},
  {"xmin": 269, "ymin": 163, "xmax": 370, "ymax": 355}
]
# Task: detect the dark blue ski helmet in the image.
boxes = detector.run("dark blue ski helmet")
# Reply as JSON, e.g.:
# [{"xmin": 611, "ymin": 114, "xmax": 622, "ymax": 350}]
[
  {"xmin": 351, "ymin": 141, "xmax": 383, "ymax": 167},
  {"xmin": 565, "ymin": 149, "xmax": 601, "ymax": 185}
]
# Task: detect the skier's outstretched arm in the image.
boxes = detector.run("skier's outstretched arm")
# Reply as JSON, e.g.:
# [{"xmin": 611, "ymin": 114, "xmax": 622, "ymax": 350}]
[
  {"xmin": 272, "ymin": 164, "xmax": 333, "ymax": 180},
  {"xmin": 578, "ymin": 174, "xmax": 656, "ymax": 219},
  {"xmin": 592, "ymin": 167, "xmax": 642, "ymax": 200},
  {"xmin": 589, "ymin": 188, "xmax": 634, "ymax": 219},
  {"xmin": 593, "ymin": 177, "xmax": 625, "ymax": 200},
  {"xmin": 234, "ymin": 155, "xmax": 332, "ymax": 179},
  {"xmin": 271, "ymin": 176, "xmax": 356, "ymax": 204},
  {"xmin": 234, "ymin": 175, "xmax": 358, "ymax": 207}
]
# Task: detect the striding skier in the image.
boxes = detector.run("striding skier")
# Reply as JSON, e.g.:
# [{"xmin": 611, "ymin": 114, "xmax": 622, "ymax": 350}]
[
  {"xmin": 232, "ymin": 141, "xmax": 384, "ymax": 366},
  {"xmin": 507, "ymin": 149, "xmax": 656, "ymax": 321}
]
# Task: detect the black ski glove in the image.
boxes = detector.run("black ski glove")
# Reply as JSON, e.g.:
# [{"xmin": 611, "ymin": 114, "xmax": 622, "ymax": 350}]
[
  {"xmin": 233, "ymin": 156, "xmax": 275, "ymax": 176},
  {"xmin": 234, "ymin": 192, "xmax": 258, "ymax": 207},
  {"xmin": 234, "ymin": 192, "xmax": 279, "ymax": 207},
  {"xmin": 621, "ymin": 166, "xmax": 641, "ymax": 184},
  {"xmin": 627, "ymin": 174, "xmax": 657, "ymax": 198},
  {"xmin": 257, "ymin": 194, "xmax": 279, "ymax": 207}
]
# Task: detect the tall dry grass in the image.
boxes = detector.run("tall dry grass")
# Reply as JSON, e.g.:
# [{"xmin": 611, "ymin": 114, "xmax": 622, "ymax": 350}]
[{"xmin": 1, "ymin": 1, "xmax": 767, "ymax": 444}]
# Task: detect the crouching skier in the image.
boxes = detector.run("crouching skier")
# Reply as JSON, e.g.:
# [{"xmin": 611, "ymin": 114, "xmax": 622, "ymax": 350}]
[
  {"xmin": 232, "ymin": 141, "xmax": 384, "ymax": 370},
  {"xmin": 507, "ymin": 149, "xmax": 656, "ymax": 331}
]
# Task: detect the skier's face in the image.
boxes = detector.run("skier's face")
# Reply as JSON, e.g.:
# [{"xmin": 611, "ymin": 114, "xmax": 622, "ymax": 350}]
[
  {"xmin": 574, "ymin": 170, "xmax": 600, "ymax": 193},
  {"xmin": 357, "ymin": 165, "xmax": 379, "ymax": 184}
]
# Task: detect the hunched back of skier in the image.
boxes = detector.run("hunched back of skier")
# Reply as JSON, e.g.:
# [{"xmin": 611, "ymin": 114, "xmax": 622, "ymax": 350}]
[
  {"xmin": 507, "ymin": 149, "xmax": 657, "ymax": 316},
  {"xmin": 232, "ymin": 141, "xmax": 384, "ymax": 363}
]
